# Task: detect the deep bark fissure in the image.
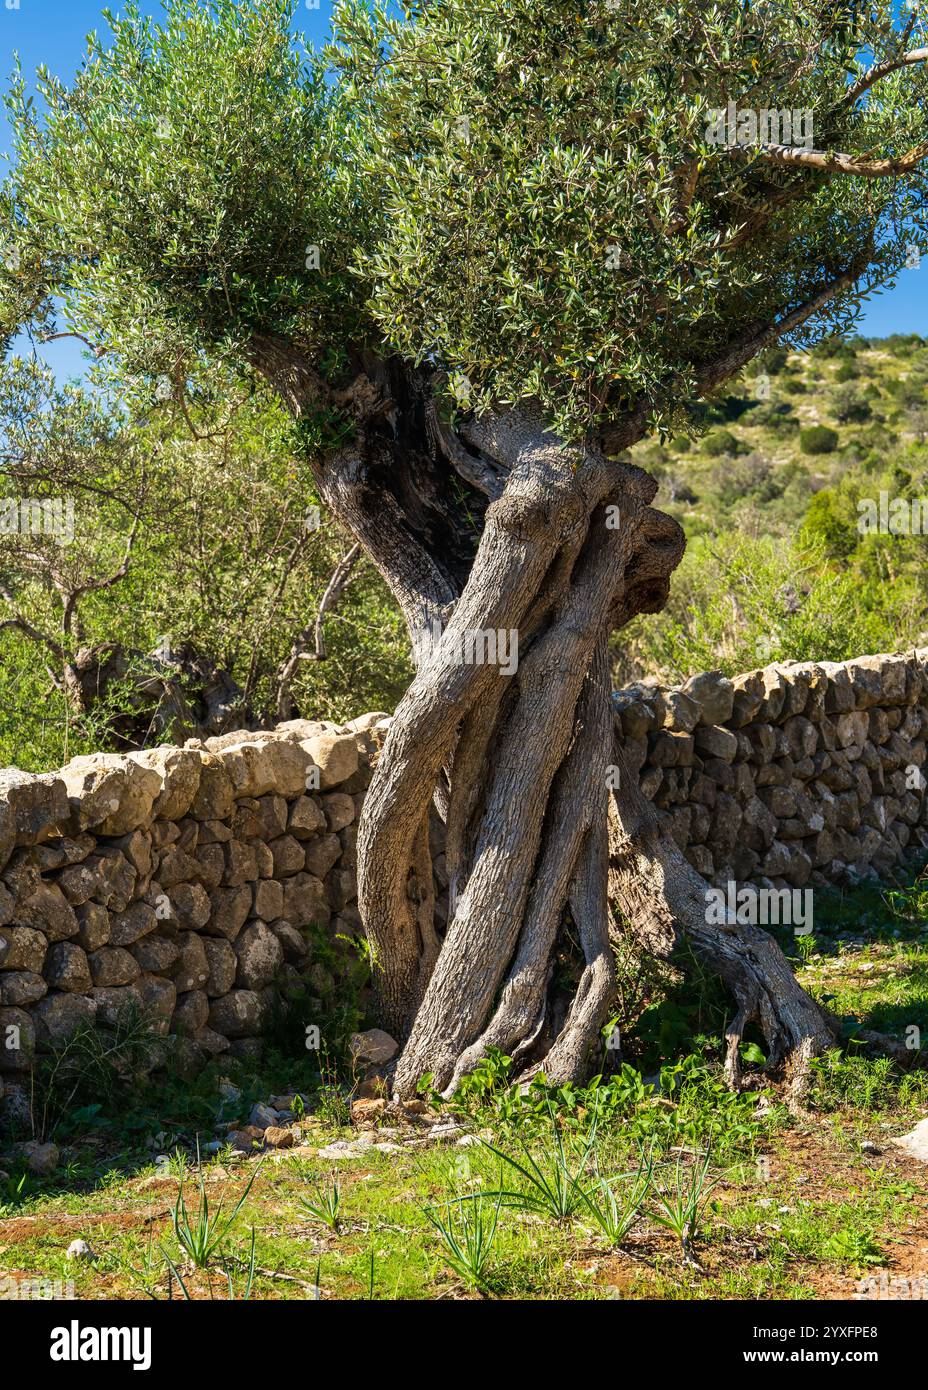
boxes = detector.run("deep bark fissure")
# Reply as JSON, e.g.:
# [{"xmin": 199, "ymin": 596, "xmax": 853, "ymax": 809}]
[{"xmin": 447, "ymin": 637, "xmax": 616, "ymax": 1090}]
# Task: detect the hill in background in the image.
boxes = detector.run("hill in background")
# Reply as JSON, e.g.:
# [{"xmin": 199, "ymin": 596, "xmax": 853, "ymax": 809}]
[{"xmin": 617, "ymin": 333, "xmax": 928, "ymax": 687}]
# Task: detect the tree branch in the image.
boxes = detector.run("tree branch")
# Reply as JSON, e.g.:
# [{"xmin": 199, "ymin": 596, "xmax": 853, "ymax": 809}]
[
  {"xmin": 274, "ymin": 542, "xmax": 361, "ymax": 720},
  {"xmin": 61, "ymin": 510, "xmax": 142, "ymax": 639},
  {"xmin": 598, "ymin": 253, "xmax": 871, "ymax": 454},
  {"xmin": 695, "ymin": 255, "xmax": 872, "ymax": 394},
  {"xmin": 38, "ymin": 331, "xmax": 106, "ymax": 358},
  {"xmin": 735, "ymin": 139, "xmax": 928, "ymax": 179},
  {"xmin": 426, "ymin": 401, "xmax": 505, "ymax": 500},
  {"xmin": 0, "ymin": 583, "xmax": 64, "ymax": 660},
  {"xmin": 844, "ymin": 45, "xmax": 928, "ymax": 107}
]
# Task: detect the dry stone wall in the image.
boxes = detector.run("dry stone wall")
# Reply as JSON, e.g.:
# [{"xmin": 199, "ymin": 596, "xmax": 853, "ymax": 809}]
[
  {"xmin": 614, "ymin": 650, "xmax": 928, "ymax": 889},
  {"xmin": 1, "ymin": 648, "xmax": 927, "ymax": 1115},
  {"xmin": 0, "ymin": 713, "xmax": 390, "ymax": 1115}
]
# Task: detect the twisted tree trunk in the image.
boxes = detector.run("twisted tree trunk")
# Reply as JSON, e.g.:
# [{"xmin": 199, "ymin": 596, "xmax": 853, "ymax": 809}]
[{"xmin": 251, "ymin": 344, "xmax": 841, "ymax": 1098}]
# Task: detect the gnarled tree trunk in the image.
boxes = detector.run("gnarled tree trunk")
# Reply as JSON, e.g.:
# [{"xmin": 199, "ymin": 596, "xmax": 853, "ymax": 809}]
[{"xmin": 252, "ymin": 345, "xmax": 841, "ymax": 1098}]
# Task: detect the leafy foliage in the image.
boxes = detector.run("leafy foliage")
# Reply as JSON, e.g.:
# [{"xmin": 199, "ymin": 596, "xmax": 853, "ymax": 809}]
[{"xmin": 2, "ymin": 1, "xmax": 927, "ymax": 442}]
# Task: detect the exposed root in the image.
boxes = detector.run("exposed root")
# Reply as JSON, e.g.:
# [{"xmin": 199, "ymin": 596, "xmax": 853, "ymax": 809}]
[
  {"xmin": 607, "ymin": 740, "xmax": 838, "ymax": 1100},
  {"xmin": 851, "ymin": 1026, "xmax": 928, "ymax": 1070}
]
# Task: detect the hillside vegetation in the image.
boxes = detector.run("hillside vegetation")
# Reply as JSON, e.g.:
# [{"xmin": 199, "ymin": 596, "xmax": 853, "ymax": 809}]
[{"xmin": 619, "ymin": 332, "xmax": 928, "ymax": 686}]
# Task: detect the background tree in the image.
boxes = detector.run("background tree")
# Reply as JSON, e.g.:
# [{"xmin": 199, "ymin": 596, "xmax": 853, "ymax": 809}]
[
  {"xmin": 4, "ymin": 0, "xmax": 928, "ymax": 1095},
  {"xmin": 0, "ymin": 357, "xmax": 409, "ymax": 764}
]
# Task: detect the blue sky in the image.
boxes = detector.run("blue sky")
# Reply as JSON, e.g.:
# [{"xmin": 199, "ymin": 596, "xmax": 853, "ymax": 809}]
[{"xmin": 1, "ymin": 0, "xmax": 925, "ymax": 381}]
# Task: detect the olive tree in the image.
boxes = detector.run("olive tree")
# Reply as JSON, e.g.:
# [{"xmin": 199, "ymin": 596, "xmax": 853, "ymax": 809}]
[{"xmin": 4, "ymin": 0, "xmax": 927, "ymax": 1094}]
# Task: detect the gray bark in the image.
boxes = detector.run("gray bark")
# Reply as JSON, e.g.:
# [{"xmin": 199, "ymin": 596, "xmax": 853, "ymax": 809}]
[{"xmin": 249, "ymin": 345, "xmax": 843, "ymax": 1098}]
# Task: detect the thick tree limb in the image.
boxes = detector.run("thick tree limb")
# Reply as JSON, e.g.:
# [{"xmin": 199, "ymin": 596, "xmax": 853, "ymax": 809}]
[
  {"xmin": 606, "ymin": 740, "xmax": 836, "ymax": 1098},
  {"xmin": 598, "ymin": 256, "xmax": 871, "ymax": 457},
  {"xmin": 359, "ymin": 424, "xmax": 602, "ymax": 1037},
  {"xmin": 695, "ymin": 254, "xmax": 874, "ymax": 397},
  {"xmin": 736, "ymin": 140, "xmax": 928, "ymax": 178}
]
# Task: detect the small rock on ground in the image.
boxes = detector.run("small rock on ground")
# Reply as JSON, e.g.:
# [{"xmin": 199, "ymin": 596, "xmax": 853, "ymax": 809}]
[
  {"xmin": 13, "ymin": 1141, "xmax": 59, "ymax": 1176},
  {"xmin": 249, "ymin": 1102, "xmax": 278, "ymax": 1131},
  {"xmin": 349, "ymin": 1028, "xmax": 399, "ymax": 1066},
  {"xmin": 263, "ymin": 1126, "xmax": 295, "ymax": 1149}
]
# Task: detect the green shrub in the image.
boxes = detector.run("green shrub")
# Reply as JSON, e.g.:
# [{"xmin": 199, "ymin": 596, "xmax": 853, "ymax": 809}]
[
  {"xmin": 812, "ymin": 335, "xmax": 848, "ymax": 360},
  {"xmin": 700, "ymin": 428, "xmax": 739, "ymax": 457},
  {"xmin": 858, "ymin": 423, "xmax": 895, "ymax": 451},
  {"xmin": 886, "ymin": 333, "xmax": 925, "ymax": 357},
  {"xmin": 800, "ymin": 424, "xmax": 839, "ymax": 454},
  {"xmin": 715, "ymin": 455, "xmax": 783, "ymax": 507},
  {"xmin": 617, "ymin": 532, "xmax": 907, "ymax": 683},
  {"xmin": 756, "ymin": 345, "xmax": 788, "ymax": 374},
  {"xmin": 799, "ymin": 489, "xmax": 858, "ymax": 559},
  {"xmin": 831, "ymin": 384, "xmax": 872, "ymax": 424},
  {"xmin": 900, "ymin": 377, "xmax": 927, "ymax": 409},
  {"xmin": 749, "ymin": 401, "xmax": 794, "ymax": 429}
]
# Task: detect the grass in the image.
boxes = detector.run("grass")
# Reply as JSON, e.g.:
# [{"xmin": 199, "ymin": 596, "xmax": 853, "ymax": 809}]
[
  {"xmin": 170, "ymin": 1147, "xmax": 261, "ymax": 1271},
  {"xmin": 2, "ymin": 877, "xmax": 928, "ymax": 1301},
  {"xmin": 481, "ymin": 1101, "xmax": 600, "ymax": 1222},
  {"xmin": 0, "ymin": 1102, "xmax": 922, "ymax": 1301},
  {"xmin": 298, "ymin": 1177, "xmax": 342, "ymax": 1232},
  {"xmin": 651, "ymin": 1148, "xmax": 717, "ymax": 1268},
  {"xmin": 425, "ymin": 1190, "xmax": 503, "ymax": 1292},
  {"xmin": 580, "ymin": 1144, "xmax": 654, "ymax": 1247}
]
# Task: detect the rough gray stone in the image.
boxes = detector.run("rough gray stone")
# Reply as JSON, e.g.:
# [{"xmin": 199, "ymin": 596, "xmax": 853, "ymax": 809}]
[
  {"xmin": 207, "ymin": 989, "xmax": 270, "ymax": 1039},
  {"xmin": 350, "ymin": 1029, "xmax": 399, "ymax": 1066},
  {"xmin": 234, "ymin": 921, "xmax": 284, "ymax": 991},
  {"xmin": 288, "ymin": 795, "xmax": 327, "ymax": 839},
  {"xmin": 171, "ymin": 989, "xmax": 210, "ymax": 1036},
  {"xmin": 202, "ymin": 937, "xmax": 237, "ymax": 997},
  {"xmin": 0, "ymin": 926, "xmax": 48, "ymax": 974},
  {"xmin": 88, "ymin": 946, "xmax": 140, "ymax": 988},
  {"xmin": 44, "ymin": 941, "xmax": 93, "ymax": 993},
  {"xmin": 0, "ymin": 770, "xmax": 68, "ymax": 845}
]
